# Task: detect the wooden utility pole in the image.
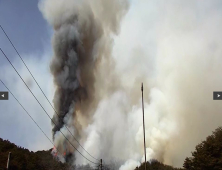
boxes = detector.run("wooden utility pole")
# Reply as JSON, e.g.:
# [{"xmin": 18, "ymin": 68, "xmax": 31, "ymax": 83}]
[
  {"xmin": 100, "ymin": 159, "xmax": 103, "ymax": 170},
  {"xmin": 6, "ymin": 152, "xmax": 11, "ymax": 170},
  {"xmin": 141, "ymin": 83, "xmax": 146, "ymax": 170}
]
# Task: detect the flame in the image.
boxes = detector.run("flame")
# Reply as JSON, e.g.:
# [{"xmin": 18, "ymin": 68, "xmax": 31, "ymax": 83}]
[{"xmin": 52, "ymin": 146, "xmax": 58, "ymax": 157}]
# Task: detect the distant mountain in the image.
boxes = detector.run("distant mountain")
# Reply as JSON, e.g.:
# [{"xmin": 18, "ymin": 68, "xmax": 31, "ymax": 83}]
[{"xmin": 0, "ymin": 138, "xmax": 69, "ymax": 170}]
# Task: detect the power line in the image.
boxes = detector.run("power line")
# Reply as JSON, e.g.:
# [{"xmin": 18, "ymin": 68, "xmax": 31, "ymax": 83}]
[
  {"xmin": 0, "ymin": 79, "xmax": 61, "ymax": 155},
  {"xmin": 0, "ymin": 24, "xmax": 99, "ymax": 162},
  {"xmin": 0, "ymin": 48, "xmax": 99, "ymax": 165}
]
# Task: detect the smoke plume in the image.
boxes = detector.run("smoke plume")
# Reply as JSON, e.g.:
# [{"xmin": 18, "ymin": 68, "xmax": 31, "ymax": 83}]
[
  {"xmin": 39, "ymin": 0, "xmax": 128, "ymax": 165},
  {"xmin": 40, "ymin": 0, "xmax": 222, "ymax": 169}
]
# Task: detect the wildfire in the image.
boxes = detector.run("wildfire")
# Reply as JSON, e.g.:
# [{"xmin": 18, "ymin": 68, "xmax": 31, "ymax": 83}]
[{"xmin": 52, "ymin": 146, "xmax": 58, "ymax": 157}]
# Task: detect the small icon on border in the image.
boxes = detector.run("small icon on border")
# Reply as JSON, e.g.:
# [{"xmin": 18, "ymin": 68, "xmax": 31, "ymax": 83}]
[
  {"xmin": 0, "ymin": 91, "xmax": 8, "ymax": 100},
  {"xmin": 213, "ymin": 91, "xmax": 222, "ymax": 100}
]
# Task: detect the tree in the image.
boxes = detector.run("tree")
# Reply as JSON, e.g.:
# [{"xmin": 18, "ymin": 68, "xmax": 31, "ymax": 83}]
[
  {"xmin": 0, "ymin": 138, "xmax": 69, "ymax": 170},
  {"xmin": 183, "ymin": 127, "xmax": 222, "ymax": 170},
  {"xmin": 135, "ymin": 159, "xmax": 183, "ymax": 170}
]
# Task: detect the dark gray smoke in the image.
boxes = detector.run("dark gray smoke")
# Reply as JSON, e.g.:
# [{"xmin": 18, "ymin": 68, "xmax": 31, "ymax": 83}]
[
  {"xmin": 39, "ymin": 0, "xmax": 128, "ymax": 162},
  {"xmin": 39, "ymin": 0, "xmax": 222, "ymax": 169},
  {"xmin": 50, "ymin": 13, "xmax": 100, "ymax": 138}
]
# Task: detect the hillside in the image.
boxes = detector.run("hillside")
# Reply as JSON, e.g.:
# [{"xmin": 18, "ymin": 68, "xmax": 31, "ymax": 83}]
[
  {"xmin": 135, "ymin": 127, "xmax": 222, "ymax": 170},
  {"xmin": 134, "ymin": 160, "xmax": 184, "ymax": 170},
  {"xmin": 0, "ymin": 138, "xmax": 69, "ymax": 170},
  {"xmin": 0, "ymin": 138, "xmax": 183, "ymax": 170},
  {"xmin": 1, "ymin": 127, "xmax": 222, "ymax": 170}
]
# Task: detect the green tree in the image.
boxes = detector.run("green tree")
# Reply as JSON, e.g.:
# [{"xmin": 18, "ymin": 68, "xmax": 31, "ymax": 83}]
[
  {"xmin": 183, "ymin": 127, "xmax": 222, "ymax": 170},
  {"xmin": 135, "ymin": 159, "xmax": 183, "ymax": 170},
  {"xmin": 0, "ymin": 138, "xmax": 69, "ymax": 170}
]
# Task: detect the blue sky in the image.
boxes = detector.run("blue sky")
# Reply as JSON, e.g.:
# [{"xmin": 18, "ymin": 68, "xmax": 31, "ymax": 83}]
[
  {"xmin": 0, "ymin": 0, "xmax": 54, "ymax": 151},
  {"xmin": 0, "ymin": 0, "xmax": 50, "ymax": 55}
]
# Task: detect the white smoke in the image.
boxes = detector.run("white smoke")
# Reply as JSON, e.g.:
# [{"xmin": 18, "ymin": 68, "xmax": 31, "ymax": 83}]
[
  {"xmin": 84, "ymin": 0, "xmax": 222, "ymax": 168},
  {"xmin": 40, "ymin": 0, "xmax": 222, "ymax": 168},
  {"xmin": 119, "ymin": 160, "xmax": 140, "ymax": 170}
]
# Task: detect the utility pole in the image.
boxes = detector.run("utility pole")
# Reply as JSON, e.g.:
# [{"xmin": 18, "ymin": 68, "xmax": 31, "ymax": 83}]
[
  {"xmin": 100, "ymin": 159, "xmax": 103, "ymax": 170},
  {"xmin": 141, "ymin": 83, "xmax": 146, "ymax": 170},
  {"xmin": 6, "ymin": 152, "xmax": 11, "ymax": 170}
]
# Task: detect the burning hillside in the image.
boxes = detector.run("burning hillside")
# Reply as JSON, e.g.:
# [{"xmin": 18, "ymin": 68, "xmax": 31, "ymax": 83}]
[{"xmin": 39, "ymin": 0, "xmax": 222, "ymax": 169}]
